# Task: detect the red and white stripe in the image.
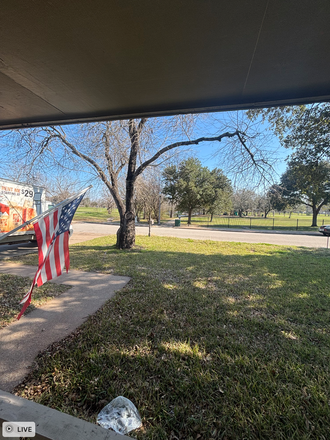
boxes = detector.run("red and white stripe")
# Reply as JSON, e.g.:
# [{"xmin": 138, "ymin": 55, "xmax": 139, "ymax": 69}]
[
  {"xmin": 17, "ymin": 207, "xmax": 70, "ymax": 319},
  {"xmin": 34, "ymin": 208, "xmax": 70, "ymax": 286}
]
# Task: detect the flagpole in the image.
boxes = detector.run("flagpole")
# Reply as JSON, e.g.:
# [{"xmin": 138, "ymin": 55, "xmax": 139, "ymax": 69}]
[{"xmin": 0, "ymin": 185, "xmax": 92, "ymax": 244}]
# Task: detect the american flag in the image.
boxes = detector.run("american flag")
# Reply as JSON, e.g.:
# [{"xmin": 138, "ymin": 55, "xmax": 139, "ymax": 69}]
[{"xmin": 17, "ymin": 189, "xmax": 88, "ymax": 320}]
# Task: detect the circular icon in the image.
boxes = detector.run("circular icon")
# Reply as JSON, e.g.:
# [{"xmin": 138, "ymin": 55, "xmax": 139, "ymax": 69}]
[{"xmin": 5, "ymin": 424, "xmax": 13, "ymax": 432}]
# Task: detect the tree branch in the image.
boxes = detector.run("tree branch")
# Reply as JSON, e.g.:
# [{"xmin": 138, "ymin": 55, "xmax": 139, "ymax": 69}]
[
  {"xmin": 236, "ymin": 132, "xmax": 277, "ymax": 182},
  {"xmin": 47, "ymin": 128, "xmax": 125, "ymax": 214},
  {"xmin": 138, "ymin": 118, "xmax": 147, "ymax": 133},
  {"xmin": 134, "ymin": 130, "xmax": 244, "ymax": 178},
  {"xmin": 103, "ymin": 125, "xmax": 114, "ymax": 172}
]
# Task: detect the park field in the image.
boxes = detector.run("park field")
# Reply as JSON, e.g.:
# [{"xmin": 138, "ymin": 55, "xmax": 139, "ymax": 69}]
[
  {"xmin": 73, "ymin": 207, "xmax": 119, "ymax": 223},
  {"xmin": 181, "ymin": 214, "xmax": 328, "ymax": 231},
  {"xmin": 10, "ymin": 236, "xmax": 330, "ymax": 439},
  {"xmin": 74, "ymin": 207, "xmax": 329, "ymax": 231}
]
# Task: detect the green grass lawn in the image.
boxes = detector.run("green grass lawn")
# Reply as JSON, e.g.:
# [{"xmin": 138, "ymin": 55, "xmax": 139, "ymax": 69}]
[
  {"xmin": 10, "ymin": 236, "xmax": 330, "ymax": 439},
  {"xmin": 74, "ymin": 207, "xmax": 120, "ymax": 223}
]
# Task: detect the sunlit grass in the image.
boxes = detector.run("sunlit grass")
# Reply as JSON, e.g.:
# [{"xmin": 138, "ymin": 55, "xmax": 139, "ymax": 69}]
[
  {"xmin": 11, "ymin": 236, "xmax": 330, "ymax": 439},
  {"xmin": 74, "ymin": 207, "xmax": 120, "ymax": 223}
]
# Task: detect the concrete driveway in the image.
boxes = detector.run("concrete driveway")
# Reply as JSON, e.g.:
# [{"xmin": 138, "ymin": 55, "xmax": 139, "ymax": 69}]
[{"xmin": 71, "ymin": 222, "xmax": 329, "ymax": 249}]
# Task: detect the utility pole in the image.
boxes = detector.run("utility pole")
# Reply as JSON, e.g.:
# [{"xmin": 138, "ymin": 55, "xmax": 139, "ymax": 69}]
[{"xmin": 158, "ymin": 193, "xmax": 162, "ymax": 225}]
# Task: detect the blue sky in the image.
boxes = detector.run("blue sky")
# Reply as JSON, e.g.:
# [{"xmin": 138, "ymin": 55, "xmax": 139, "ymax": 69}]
[
  {"xmin": 0, "ymin": 110, "xmax": 290, "ymax": 198},
  {"xmin": 184, "ymin": 111, "xmax": 290, "ymax": 188},
  {"xmin": 196, "ymin": 135, "xmax": 288, "ymax": 177}
]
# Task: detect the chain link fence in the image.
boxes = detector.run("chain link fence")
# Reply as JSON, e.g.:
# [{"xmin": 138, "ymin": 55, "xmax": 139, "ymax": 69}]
[{"xmin": 178, "ymin": 216, "xmax": 328, "ymax": 231}]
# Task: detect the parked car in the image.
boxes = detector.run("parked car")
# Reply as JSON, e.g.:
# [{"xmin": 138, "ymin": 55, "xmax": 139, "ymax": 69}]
[{"xmin": 319, "ymin": 225, "xmax": 330, "ymax": 236}]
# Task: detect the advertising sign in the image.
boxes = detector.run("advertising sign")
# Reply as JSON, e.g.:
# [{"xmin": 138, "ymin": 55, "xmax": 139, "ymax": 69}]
[{"xmin": 0, "ymin": 180, "xmax": 37, "ymax": 233}]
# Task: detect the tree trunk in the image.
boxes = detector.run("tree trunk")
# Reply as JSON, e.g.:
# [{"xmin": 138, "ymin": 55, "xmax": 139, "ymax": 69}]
[
  {"xmin": 312, "ymin": 209, "xmax": 318, "ymax": 227},
  {"xmin": 148, "ymin": 213, "xmax": 152, "ymax": 237},
  {"xmin": 116, "ymin": 211, "xmax": 135, "ymax": 249},
  {"xmin": 188, "ymin": 208, "xmax": 192, "ymax": 225},
  {"xmin": 170, "ymin": 205, "xmax": 173, "ymax": 218},
  {"xmin": 115, "ymin": 118, "xmax": 142, "ymax": 249},
  {"xmin": 311, "ymin": 205, "xmax": 320, "ymax": 227},
  {"xmin": 116, "ymin": 182, "xmax": 136, "ymax": 249},
  {"xmin": 210, "ymin": 212, "xmax": 214, "ymax": 222}
]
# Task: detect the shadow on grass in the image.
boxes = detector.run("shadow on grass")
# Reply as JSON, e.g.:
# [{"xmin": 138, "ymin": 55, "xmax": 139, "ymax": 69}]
[{"xmin": 14, "ymin": 240, "xmax": 330, "ymax": 439}]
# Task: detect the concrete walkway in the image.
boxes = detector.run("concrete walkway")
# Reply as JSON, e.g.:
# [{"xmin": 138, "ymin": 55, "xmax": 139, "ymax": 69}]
[{"xmin": 0, "ymin": 263, "xmax": 130, "ymax": 392}]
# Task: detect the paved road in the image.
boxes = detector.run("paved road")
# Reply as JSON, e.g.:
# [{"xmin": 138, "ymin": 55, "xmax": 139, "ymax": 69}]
[
  {"xmin": 0, "ymin": 223, "xmax": 327, "ymax": 259},
  {"xmin": 71, "ymin": 222, "xmax": 329, "ymax": 248}
]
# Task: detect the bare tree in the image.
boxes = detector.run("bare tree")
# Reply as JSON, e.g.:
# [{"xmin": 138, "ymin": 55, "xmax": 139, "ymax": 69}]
[
  {"xmin": 46, "ymin": 175, "xmax": 80, "ymax": 205},
  {"xmin": 134, "ymin": 172, "xmax": 162, "ymax": 223},
  {"xmin": 2, "ymin": 115, "xmax": 275, "ymax": 249},
  {"xmin": 97, "ymin": 186, "xmax": 116, "ymax": 214},
  {"xmin": 256, "ymin": 194, "xmax": 272, "ymax": 218},
  {"xmin": 232, "ymin": 189, "xmax": 257, "ymax": 217}
]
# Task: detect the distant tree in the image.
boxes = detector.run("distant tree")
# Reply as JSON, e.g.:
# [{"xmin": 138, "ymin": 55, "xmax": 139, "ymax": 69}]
[
  {"xmin": 248, "ymin": 103, "xmax": 330, "ymax": 164},
  {"xmin": 323, "ymin": 204, "xmax": 330, "ymax": 216},
  {"xmin": 248, "ymin": 103, "xmax": 330, "ymax": 225},
  {"xmin": 163, "ymin": 159, "xmax": 231, "ymax": 225},
  {"xmin": 232, "ymin": 189, "xmax": 257, "ymax": 217},
  {"xmin": 133, "ymin": 179, "xmax": 147, "ymax": 222},
  {"xmin": 266, "ymin": 184, "xmax": 288, "ymax": 213},
  {"xmin": 254, "ymin": 184, "xmax": 292, "ymax": 217},
  {"xmin": 280, "ymin": 158, "xmax": 330, "ymax": 226},
  {"xmin": 204, "ymin": 168, "xmax": 232, "ymax": 221},
  {"xmin": 134, "ymin": 173, "xmax": 162, "ymax": 223},
  {"xmin": 247, "ymin": 105, "xmax": 308, "ymax": 141},
  {"xmin": 47, "ymin": 176, "xmax": 79, "ymax": 205},
  {"xmin": 256, "ymin": 195, "xmax": 272, "ymax": 218},
  {"xmin": 162, "ymin": 158, "xmax": 207, "ymax": 225},
  {"xmin": 103, "ymin": 196, "xmax": 116, "ymax": 215},
  {"xmin": 162, "ymin": 165, "xmax": 178, "ymax": 218}
]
